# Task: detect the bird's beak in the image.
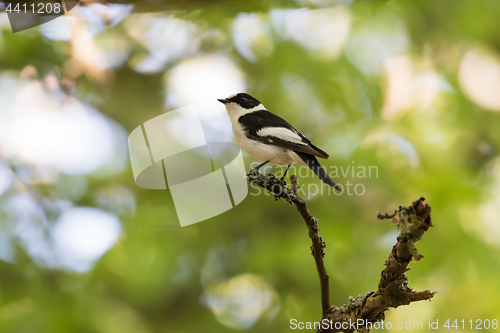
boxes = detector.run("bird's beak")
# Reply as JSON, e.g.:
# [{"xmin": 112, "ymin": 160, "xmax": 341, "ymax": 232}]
[{"xmin": 217, "ymin": 98, "xmax": 229, "ymax": 104}]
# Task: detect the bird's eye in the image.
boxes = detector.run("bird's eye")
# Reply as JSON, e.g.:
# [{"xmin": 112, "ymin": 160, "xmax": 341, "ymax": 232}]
[{"xmin": 240, "ymin": 97, "xmax": 247, "ymax": 102}]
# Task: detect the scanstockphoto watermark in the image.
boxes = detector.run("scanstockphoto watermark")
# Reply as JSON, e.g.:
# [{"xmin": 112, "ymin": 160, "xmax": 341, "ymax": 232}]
[
  {"xmin": 128, "ymin": 105, "xmax": 249, "ymax": 227},
  {"xmin": 3, "ymin": 1, "xmax": 80, "ymax": 33},
  {"xmin": 290, "ymin": 319, "xmax": 423, "ymax": 330},
  {"xmin": 249, "ymin": 161, "xmax": 378, "ymax": 198}
]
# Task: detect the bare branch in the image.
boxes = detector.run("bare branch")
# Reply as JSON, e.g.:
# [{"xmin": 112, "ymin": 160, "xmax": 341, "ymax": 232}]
[{"xmin": 320, "ymin": 197, "xmax": 435, "ymax": 333}]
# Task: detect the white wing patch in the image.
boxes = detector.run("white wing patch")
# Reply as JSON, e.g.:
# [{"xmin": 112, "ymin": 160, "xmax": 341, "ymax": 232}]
[{"xmin": 256, "ymin": 127, "xmax": 305, "ymax": 144}]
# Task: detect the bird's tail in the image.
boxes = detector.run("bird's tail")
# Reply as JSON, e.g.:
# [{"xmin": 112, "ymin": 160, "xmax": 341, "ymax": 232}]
[{"xmin": 294, "ymin": 151, "xmax": 341, "ymax": 191}]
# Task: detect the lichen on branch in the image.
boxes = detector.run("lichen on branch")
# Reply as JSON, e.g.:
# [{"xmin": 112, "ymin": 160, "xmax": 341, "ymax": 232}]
[{"xmin": 320, "ymin": 197, "xmax": 436, "ymax": 333}]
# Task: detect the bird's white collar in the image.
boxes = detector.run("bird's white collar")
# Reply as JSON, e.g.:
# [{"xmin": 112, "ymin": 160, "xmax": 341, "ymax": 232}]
[{"xmin": 224, "ymin": 102, "xmax": 267, "ymax": 122}]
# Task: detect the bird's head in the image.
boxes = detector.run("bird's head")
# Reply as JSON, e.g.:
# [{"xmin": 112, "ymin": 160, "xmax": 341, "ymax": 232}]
[{"xmin": 218, "ymin": 93, "xmax": 265, "ymax": 120}]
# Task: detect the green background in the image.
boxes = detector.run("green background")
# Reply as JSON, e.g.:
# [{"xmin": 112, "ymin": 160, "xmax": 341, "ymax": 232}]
[{"xmin": 1, "ymin": 0, "xmax": 500, "ymax": 332}]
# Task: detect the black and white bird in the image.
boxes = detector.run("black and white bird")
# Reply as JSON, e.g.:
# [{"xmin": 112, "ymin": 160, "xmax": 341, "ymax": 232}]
[{"xmin": 218, "ymin": 93, "xmax": 340, "ymax": 191}]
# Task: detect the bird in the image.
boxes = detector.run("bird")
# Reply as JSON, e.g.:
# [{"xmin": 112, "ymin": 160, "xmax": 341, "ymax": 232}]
[{"xmin": 218, "ymin": 93, "xmax": 340, "ymax": 191}]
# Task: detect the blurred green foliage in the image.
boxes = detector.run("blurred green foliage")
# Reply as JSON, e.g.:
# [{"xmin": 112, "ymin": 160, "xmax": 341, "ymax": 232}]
[{"xmin": 1, "ymin": 0, "xmax": 500, "ymax": 332}]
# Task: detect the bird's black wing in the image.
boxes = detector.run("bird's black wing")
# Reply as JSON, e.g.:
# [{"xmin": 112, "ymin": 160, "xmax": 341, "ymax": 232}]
[{"xmin": 238, "ymin": 110, "xmax": 329, "ymax": 159}]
